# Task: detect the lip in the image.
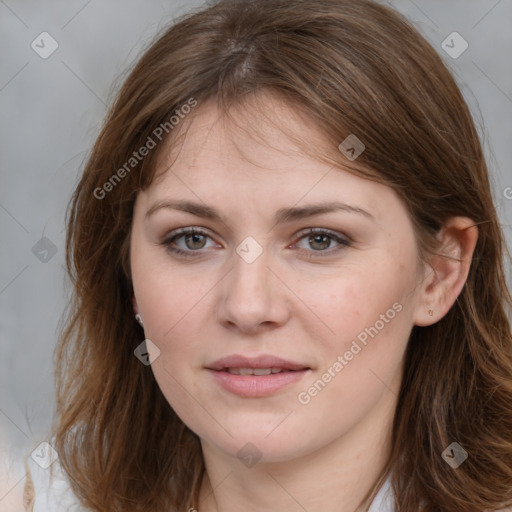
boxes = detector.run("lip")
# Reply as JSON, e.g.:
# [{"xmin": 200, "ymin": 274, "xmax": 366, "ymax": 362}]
[{"xmin": 205, "ymin": 354, "xmax": 311, "ymax": 398}]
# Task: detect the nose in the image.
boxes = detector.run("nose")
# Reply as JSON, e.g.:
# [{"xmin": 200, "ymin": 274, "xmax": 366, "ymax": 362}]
[{"xmin": 217, "ymin": 244, "xmax": 291, "ymax": 334}]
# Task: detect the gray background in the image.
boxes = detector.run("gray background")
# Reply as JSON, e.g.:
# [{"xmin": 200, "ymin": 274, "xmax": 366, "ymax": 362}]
[{"xmin": 1, "ymin": 0, "xmax": 511, "ymax": 509}]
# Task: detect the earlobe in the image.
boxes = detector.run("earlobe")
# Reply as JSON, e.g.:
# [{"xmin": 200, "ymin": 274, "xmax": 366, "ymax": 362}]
[{"xmin": 413, "ymin": 217, "xmax": 478, "ymax": 327}]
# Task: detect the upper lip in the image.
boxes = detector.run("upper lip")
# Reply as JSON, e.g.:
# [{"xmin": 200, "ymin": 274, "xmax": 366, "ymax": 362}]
[{"xmin": 206, "ymin": 354, "xmax": 310, "ymax": 371}]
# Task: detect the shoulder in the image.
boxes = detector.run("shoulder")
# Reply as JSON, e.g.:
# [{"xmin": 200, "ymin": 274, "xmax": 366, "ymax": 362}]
[{"xmin": 24, "ymin": 448, "xmax": 86, "ymax": 512}]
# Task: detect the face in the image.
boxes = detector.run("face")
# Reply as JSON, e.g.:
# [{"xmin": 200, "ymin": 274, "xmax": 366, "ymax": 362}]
[{"xmin": 130, "ymin": 93, "xmax": 426, "ymax": 464}]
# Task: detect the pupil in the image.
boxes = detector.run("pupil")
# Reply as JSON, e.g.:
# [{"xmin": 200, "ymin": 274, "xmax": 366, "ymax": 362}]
[
  {"xmin": 310, "ymin": 234, "xmax": 330, "ymax": 250},
  {"xmin": 186, "ymin": 233, "xmax": 206, "ymax": 249}
]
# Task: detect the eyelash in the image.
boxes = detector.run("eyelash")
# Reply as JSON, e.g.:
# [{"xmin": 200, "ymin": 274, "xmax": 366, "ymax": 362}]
[{"xmin": 161, "ymin": 227, "xmax": 351, "ymax": 259}]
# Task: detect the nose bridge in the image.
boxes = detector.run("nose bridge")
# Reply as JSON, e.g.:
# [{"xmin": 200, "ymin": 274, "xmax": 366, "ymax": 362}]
[
  {"xmin": 230, "ymin": 237, "xmax": 273, "ymax": 303},
  {"xmin": 219, "ymin": 235, "xmax": 288, "ymax": 330}
]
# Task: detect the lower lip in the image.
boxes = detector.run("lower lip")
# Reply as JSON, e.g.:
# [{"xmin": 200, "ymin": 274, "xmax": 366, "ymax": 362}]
[{"xmin": 206, "ymin": 369, "xmax": 310, "ymax": 398}]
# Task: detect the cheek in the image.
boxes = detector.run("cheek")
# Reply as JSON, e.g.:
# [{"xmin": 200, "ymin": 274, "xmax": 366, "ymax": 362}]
[
  {"xmin": 131, "ymin": 242, "xmax": 211, "ymax": 344},
  {"xmin": 292, "ymin": 260, "xmax": 407, "ymax": 343},
  {"xmin": 293, "ymin": 259, "xmax": 415, "ymax": 404},
  {"xmin": 295, "ymin": 287, "xmax": 410, "ymax": 437}
]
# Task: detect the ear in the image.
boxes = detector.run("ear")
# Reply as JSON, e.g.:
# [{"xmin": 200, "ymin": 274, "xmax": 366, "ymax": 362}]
[
  {"xmin": 413, "ymin": 216, "xmax": 478, "ymax": 327},
  {"xmin": 132, "ymin": 295, "xmax": 139, "ymax": 316}
]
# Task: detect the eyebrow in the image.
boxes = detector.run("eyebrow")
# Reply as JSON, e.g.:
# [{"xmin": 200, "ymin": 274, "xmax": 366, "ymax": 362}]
[{"xmin": 145, "ymin": 199, "xmax": 376, "ymax": 224}]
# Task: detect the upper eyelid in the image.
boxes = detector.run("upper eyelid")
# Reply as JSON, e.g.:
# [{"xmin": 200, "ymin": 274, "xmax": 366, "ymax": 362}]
[{"xmin": 164, "ymin": 226, "xmax": 347, "ymax": 238}]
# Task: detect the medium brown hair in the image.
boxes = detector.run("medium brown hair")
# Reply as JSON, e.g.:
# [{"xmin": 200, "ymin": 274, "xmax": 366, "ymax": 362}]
[{"xmin": 25, "ymin": 0, "xmax": 512, "ymax": 510}]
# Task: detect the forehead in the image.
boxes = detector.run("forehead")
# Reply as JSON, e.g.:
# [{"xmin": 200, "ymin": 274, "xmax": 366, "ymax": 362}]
[
  {"xmin": 153, "ymin": 92, "xmax": 333, "ymax": 178},
  {"xmin": 140, "ymin": 93, "xmax": 402, "ymax": 227}
]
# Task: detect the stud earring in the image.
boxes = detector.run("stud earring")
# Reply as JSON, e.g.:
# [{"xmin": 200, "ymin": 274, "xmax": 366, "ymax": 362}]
[
  {"xmin": 135, "ymin": 313, "xmax": 144, "ymax": 326},
  {"xmin": 428, "ymin": 308, "xmax": 434, "ymax": 317}
]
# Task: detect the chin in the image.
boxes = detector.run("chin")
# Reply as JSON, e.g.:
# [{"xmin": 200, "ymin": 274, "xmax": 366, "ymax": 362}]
[{"xmin": 199, "ymin": 423, "xmax": 318, "ymax": 465}]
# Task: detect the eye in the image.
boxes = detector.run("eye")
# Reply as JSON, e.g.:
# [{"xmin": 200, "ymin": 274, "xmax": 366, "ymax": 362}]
[
  {"xmin": 161, "ymin": 226, "xmax": 351, "ymax": 259},
  {"xmin": 291, "ymin": 228, "xmax": 351, "ymax": 257},
  {"xmin": 161, "ymin": 227, "xmax": 219, "ymax": 257}
]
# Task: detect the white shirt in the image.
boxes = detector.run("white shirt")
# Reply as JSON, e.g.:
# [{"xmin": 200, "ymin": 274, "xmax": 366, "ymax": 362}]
[
  {"xmin": 27, "ymin": 455, "xmax": 395, "ymax": 511},
  {"xmin": 27, "ymin": 455, "xmax": 88, "ymax": 512},
  {"xmin": 368, "ymin": 475, "xmax": 395, "ymax": 511}
]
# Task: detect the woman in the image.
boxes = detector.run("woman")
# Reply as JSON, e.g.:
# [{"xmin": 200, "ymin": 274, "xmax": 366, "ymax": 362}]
[{"xmin": 24, "ymin": 0, "xmax": 512, "ymax": 510}]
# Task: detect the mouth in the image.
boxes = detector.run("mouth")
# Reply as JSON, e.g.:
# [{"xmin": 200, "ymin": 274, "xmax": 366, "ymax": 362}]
[
  {"xmin": 206, "ymin": 354, "xmax": 311, "ymax": 397},
  {"xmin": 221, "ymin": 367, "xmax": 301, "ymax": 375},
  {"xmin": 206, "ymin": 354, "xmax": 310, "ymax": 372}
]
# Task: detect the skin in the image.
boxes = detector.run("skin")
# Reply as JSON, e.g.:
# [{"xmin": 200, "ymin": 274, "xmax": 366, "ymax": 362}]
[{"xmin": 130, "ymin": 92, "xmax": 478, "ymax": 512}]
